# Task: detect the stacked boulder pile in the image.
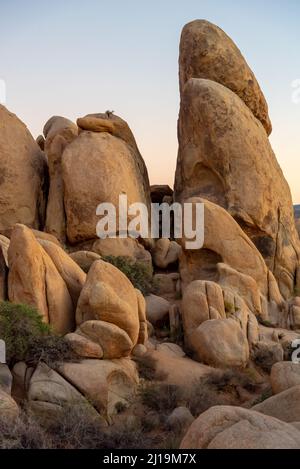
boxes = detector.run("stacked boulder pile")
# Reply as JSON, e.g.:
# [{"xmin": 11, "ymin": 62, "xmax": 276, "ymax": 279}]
[
  {"xmin": 174, "ymin": 20, "xmax": 300, "ymax": 369},
  {"xmin": 1, "ymin": 19, "xmax": 300, "ymax": 448}
]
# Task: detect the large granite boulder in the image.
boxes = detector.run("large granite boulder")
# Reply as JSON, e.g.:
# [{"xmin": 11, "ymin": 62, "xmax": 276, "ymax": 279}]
[
  {"xmin": 179, "ymin": 20, "xmax": 272, "ymax": 134},
  {"xmin": 174, "ymin": 78, "xmax": 299, "ymax": 299},
  {"xmin": 0, "ymin": 105, "xmax": 47, "ymax": 236},
  {"xmin": 76, "ymin": 260, "xmax": 140, "ymax": 358},
  {"xmin": 43, "ymin": 116, "xmax": 78, "ymax": 242},
  {"xmin": 8, "ymin": 224, "xmax": 74, "ymax": 334},
  {"xmin": 180, "ymin": 405, "xmax": 300, "ymax": 449},
  {"xmin": 62, "ymin": 112, "xmax": 151, "ymax": 244}
]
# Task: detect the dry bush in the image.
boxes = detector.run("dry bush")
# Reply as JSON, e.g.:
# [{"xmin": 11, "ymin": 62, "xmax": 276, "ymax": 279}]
[
  {"xmin": 139, "ymin": 382, "xmax": 181, "ymax": 413},
  {"xmin": 0, "ymin": 414, "xmax": 51, "ymax": 449},
  {"xmin": 133, "ymin": 353, "xmax": 166, "ymax": 381},
  {"xmin": 185, "ymin": 369, "xmax": 258, "ymax": 417},
  {"xmin": 0, "ymin": 405, "xmax": 161, "ymax": 449},
  {"xmin": 26, "ymin": 334, "xmax": 78, "ymax": 368}
]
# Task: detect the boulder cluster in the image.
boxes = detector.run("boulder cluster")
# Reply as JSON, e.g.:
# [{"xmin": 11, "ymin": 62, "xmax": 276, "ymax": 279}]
[{"xmin": 1, "ymin": 20, "xmax": 300, "ymax": 449}]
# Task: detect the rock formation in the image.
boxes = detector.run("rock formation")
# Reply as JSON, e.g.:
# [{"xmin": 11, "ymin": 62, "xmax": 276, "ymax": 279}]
[
  {"xmin": 175, "ymin": 77, "xmax": 300, "ymax": 300},
  {"xmin": 180, "ymin": 405, "xmax": 300, "ymax": 449},
  {"xmin": 175, "ymin": 21, "xmax": 300, "ymax": 302},
  {"xmin": 1, "ymin": 19, "xmax": 300, "ymax": 450},
  {"xmin": 43, "ymin": 116, "xmax": 78, "ymax": 243},
  {"xmin": 8, "ymin": 224, "xmax": 75, "ymax": 334},
  {"xmin": 0, "ymin": 105, "xmax": 47, "ymax": 236},
  {"xmin": 76, "ymin": 259, "xmax": 141, "ymax": 358},
  {"xmin": 63, "ymin": 112, "xmax": 151, "ymax": 245},
  {"xmin": 179, "ymin": 20, "xmax": 272, "ymax": 134}
]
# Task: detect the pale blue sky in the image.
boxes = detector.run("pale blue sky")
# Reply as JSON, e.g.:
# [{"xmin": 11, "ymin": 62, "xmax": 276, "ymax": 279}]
[{"xmin": 1, "ymin": 0, "xmax": 300, "ymax": 200}]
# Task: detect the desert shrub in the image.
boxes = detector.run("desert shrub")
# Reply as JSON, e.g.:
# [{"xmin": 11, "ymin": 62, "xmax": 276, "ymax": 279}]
[
  {"xmin": 0, "ymin": 301, "xmax": 77, "ymax": 368},
  {"xmin": 257, "ymin": 317, "xmax": 274, "ymax": 328},
  {"xmin": 133, "ymin": 353, "xmax": 167, "ymax": 381},
  {"xmin": 139, "ymin": 382, "xmax": 181, "ymax": 412},
  {"xmin": 251, "ymin": 346, "xmax": 280, "ymax": 373},
  {"xmin": 46, "ymin": 405, "xmax": 158, "ymax": 449},
  {"xmin": 25, "ymin": 334, "xmax": 78, "ymax": 368},
  {"xmin": 160, "ymin": 433, "xmax": 183, "ymax": 450},
  {"xmin": 0, "ymin": 301, "xmax": 51, "ymax": 365},
  {"xmin": 0, "ymin": 404, "xmax": 177, "ymax": 449},
  {"xmin": 133, "ymin": 354, "xmax": 159, "ymax": 380},
  {"xmin": 103, "ymin": 255, "xmax": 153, "ymax": 295},
  {"xmin": 186, "ymin": 369, "xmax": 258, "ymax": 417},
  {"xmin": 141, "ymin": 411, "xmax": 164, "ymax": 432},
  {"xmin": 251, "ymin": 386, "xmax": 272, "ymax": 406},
  {"xmin": 0, "ymin": 413, "xmax": 51, "ymax": 449}
]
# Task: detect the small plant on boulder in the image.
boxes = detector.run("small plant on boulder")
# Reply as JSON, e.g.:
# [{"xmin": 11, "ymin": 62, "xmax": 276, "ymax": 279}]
[{"xmin": 103, "ymin": 255, "xmax": 154, "ymax": 295}]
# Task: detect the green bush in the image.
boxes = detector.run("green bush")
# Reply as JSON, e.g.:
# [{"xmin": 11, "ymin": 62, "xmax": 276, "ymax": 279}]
[
  {"xmin": 26, "ymin": 335, "xmax": 78, "ymax": 368},
  {"xmin": 0, "ymin": 301, "xmax": 51, "ymax": 365},
  {"xmin": 0, "ymin": 301, "xmax": 77, "ymax": 367},
  {"xmin": 103, "ymin": 255, "xmax": 153, "ymax": 295}
]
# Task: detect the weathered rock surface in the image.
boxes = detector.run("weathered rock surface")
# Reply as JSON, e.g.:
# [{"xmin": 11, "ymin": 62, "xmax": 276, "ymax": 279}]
[
  {"xmin": 145, "ymin": 294, "xmax": 170, "ymax": 325},
  {"xmin": 175, "ymin": 77, "xmax": 299, "ymax": 299},
  {"xmin": 0, "ymin": 389, "xmax": 19, "ymax": 422},
  {"xmin": 57, "ymin": 358, "xmax": 138, "ymax": 420},
  {"xmin": 181, "ymin": 278, "xmax": 259, "ymax": 364},
  {"xmin": 27, "ymin": 362, "xmax": 101, "ymax": 424},
  {"xmin": 0, "ymin": 105, "xmax": 47, "ymax": 236},
  {"xmin": 166, "ymin": 406, "xmax": 194, "ymax": 431},
  {"xmin": 8, "ymin": 224, "xmax": 74, "ymax": 334},
  {"xmin": 43, "ymin": 116, "xmax": 78, "ymax": 242},
  {"xmin": 153, "ymin": 272, "xmax": 180, "ymax": 300},
  {"xmin": 270, "ymin": 361, "xmax": 300, "ymax": 394},
  {"xmin": 253, "ymin": 385, "xmax": 300, "ymax": 423},
  {"xmin": 135, "ymin": 288, "xmax": 148, "ymax": 345},
  {"xmin": 189, "ymin": 318, "xmax": 249, "ymax": 368},
  {"xmin": 0, "ymin": 246, "xmax": 7, "ymax": 300},
  {"xmin": 180, "ymin": 405, "xmax": 300, "ymax": 449},
  {"xmin": 179, "ymin": 198, "xmax": 289, "ymax": 326},
  {"xmin": 76, "ymin": 260, "xmax": 139, "ymax": 357},
  {"xmin": 38, "ymin": 238, "xmax": 86, "ymax": 307},
  {"xmin": 62, "ymin": 113, "xmax": 151, "ymax": 244},
  {"xmin": 152, "ymin": 238, "xmax": 181, "ymax": 268},
  {"xmin": 0, "ymin": 234, "xmax": 9, "ymax": 266},
  {"xmin": 155, "ymin": 343, "xmax": 186, "ymax": 358},
  {"xmin": 147, "ymin": 348, "xmax": 211, "ymax": 388},
  {"xmin": 69, "ymin": 250, "xmax": 101, "ymax": 272},
  {"xmin": 32, "ymin": 229, "xmax": 61, "ymax": 246},
  {"xmin": 11, "ymin": 362, "xmax": 34, "ymax": 403},
  {"xmin": 179, "ymin": 198, "xmax": 269, "ymax": 294},
  {"xmin": 77, "ymin": 112, "xmax": 144, "ymax": 156},
  {"xmin": 77, "ymin": 320, "xmax": 133, "ymax": 359},
  {"xmin": 179, "ymin": 20, "xmax": 272, "ymax": 134},
  {"xmin": 0, "ymin": 364, "xmax": 12, "ymax": 394},
  {"xmin": 92, "ymin": 238, "xmax": 152, "ymax": 266},
  {"xmin": 182, "ymin": 280, "xmax": 225, "ymax": 338},
  {"xmin": 217, "ymin": 263, "xmax": 263, "ymax": 317},
  {"xmin": 64, "ymin": 332, "xmax": 103, "ymax": 358}
]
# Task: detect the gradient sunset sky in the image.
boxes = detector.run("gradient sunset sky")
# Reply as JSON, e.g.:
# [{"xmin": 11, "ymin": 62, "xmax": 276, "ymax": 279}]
[{"xmin": 1, "ymin": 0, "xmax": 299, "ymax": 200}]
